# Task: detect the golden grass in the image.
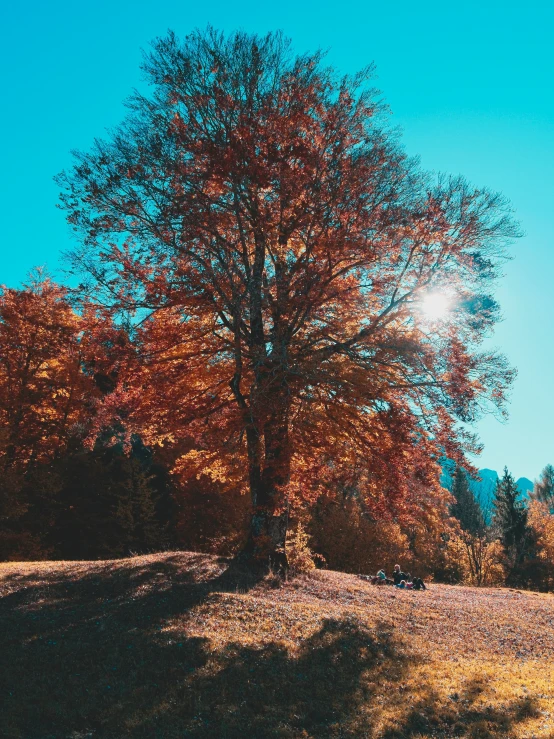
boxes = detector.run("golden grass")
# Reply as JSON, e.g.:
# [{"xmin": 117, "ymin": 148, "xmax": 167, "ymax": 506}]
[{"xmin": 1, "ymin": 552, "xmax": 554, "ymax": 738}]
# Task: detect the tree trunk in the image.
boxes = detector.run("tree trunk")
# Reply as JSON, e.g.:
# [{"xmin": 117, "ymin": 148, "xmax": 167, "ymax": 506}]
[
  {"xmin": 242, "ymin": 406, "xmax": 291, "ymax": 573},
  {"xmin": 246, "ymin": 504, "xmax": 289, "ymax": 572}
]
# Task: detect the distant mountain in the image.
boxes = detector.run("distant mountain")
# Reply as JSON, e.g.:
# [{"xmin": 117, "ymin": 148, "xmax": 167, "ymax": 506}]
[
  {"xmin": 469, "ymin": 469, "xmax": 498, "ymax": 521},
  {"xmin": 516, "ymin": 477, "xmax": 534, "ymax": 498},
  {"xmin": 441, "ymin": 463, "xmax": 534, "ymax": 524}
]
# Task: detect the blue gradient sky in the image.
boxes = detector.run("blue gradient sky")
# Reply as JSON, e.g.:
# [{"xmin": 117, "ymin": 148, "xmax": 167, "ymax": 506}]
[{"xmin": 2, "ymin": 0, "xmax": 553, "ymax": 480}]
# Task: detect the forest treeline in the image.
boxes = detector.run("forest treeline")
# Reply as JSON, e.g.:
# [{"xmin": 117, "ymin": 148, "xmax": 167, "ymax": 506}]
[{"xmin": 1, "ymin": 275, "xmax": 554, "ymax": 589}]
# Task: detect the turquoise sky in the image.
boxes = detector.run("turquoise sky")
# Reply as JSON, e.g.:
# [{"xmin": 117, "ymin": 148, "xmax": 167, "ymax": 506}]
[{"xmin": 2, "ymin": 0, "xmax": 552, "ymax": 480}]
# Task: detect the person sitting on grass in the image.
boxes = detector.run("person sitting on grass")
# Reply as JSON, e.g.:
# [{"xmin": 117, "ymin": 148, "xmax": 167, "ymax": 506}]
[
  {"xmin": 368, "ymin": 568, "xmax": 388, "ymax": 585},
  {"xmin": 412, "ymin": 576, "xmax": 426, "ymax": 590},
  {"xmin": 393, "ymin": 564, "xmax": 409, "ymax": 585},
  {"xmin": 405, "ymin": 573, "xmax": 427, "ymax": 590},
  {"xmin": 393, "ymin": 566, "xmax": 426, "ymax": 590},
  {"xmin": 379, "ymin": 569, "xmax": 395, "ymax": 585}
]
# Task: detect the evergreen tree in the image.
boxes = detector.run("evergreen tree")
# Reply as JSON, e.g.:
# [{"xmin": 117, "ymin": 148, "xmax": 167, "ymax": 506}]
[
  {"xmin": 450, "ymin": 466, "xmax": 485, "ymax": 535},
  {"xmin": 532, "ymin": 464, "xmax": 554, "ymax": 508},
  {"xmin": 48, "ymin": 440, "xmax": 170, "ymax": 559},
  {"xmin": 117, "ymin": 459, "xmax": 164, "ymax": 553},
  {"xmin": 492, "ymin": 467, "xmax": 529, "ymax": 579}
]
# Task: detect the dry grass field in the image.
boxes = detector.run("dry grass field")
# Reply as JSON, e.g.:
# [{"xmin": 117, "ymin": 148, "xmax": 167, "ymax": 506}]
[{"xmin": 1, "ymin": 552, "xmax": 554, "ymax": 738}]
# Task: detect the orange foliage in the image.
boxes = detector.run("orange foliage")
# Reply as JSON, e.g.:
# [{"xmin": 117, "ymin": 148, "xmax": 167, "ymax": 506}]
[
  {"xmin": 446, "ymin": 532, "xmax": 506, "ymax": 587},
  {"xmin": 528, "ymin": 500, "xmax": 554, "ymax": 589},
  {"xmin": 0, "ymin": 273, "xmax": 94, "ymax": 472},
  {"xmin": 307, "ymin": 472, "xmax": 457, "ymax": 578},
  {"xmin": 58, "ymin": 29, "xmax": 518, "ymax": 564}
]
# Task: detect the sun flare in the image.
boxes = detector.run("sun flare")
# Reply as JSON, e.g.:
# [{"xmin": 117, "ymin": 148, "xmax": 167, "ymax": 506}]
[{"xmin": 421, "ymin": 292, "xmax": 450, "ymax": 321}]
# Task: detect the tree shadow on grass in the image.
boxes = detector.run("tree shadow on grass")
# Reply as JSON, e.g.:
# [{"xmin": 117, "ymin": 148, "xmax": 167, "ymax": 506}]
[
  {"xmin": 1, "ymin": 554, "xmax": 413, "ymax": 738},
  {"xmin": 0, "ymin": 551, "xmax": 262, "ymax": 630},
  {"xmin": 174, "ymin": 616, "xmax": 407, "ymax": 738},
  {"xmin": 0, "ymin": 553, "xmax": 264, "ymax": 737},
  {"xmin": 0, "ymin": 555, "xmax": 544, "ymax": 738}
]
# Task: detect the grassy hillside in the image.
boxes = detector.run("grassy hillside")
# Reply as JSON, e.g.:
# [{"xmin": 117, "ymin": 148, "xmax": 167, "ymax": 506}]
[{"xmin": 1, "ymin": 552, "xmax": 554, "ymax": 738}]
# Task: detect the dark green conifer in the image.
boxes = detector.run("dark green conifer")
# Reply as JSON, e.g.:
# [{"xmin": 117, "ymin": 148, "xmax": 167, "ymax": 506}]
[
  {"xmin": 450, "ymin": 466, "xmax": 485, "ymax": 535},
  {"xmin": 492, "ymin": 467, "xmax": 529, "ymax": 578}
]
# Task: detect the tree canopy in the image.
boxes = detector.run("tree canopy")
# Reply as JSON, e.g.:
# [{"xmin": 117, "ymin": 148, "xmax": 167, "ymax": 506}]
[{"xmin": 57, "ymin": 27, "xmax": 519, "ymax": 568}]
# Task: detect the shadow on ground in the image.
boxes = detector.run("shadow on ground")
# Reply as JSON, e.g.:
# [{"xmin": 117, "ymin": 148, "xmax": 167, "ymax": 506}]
[{"xmin": 0, "ymin": 554, "xmax": 541, "ymax": 738}]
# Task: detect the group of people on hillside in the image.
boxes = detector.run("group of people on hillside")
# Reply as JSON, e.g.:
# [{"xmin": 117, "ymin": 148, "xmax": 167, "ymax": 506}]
[{"xmin": 360, "ymin": 564, "xmax": 426, "ymax": 590}]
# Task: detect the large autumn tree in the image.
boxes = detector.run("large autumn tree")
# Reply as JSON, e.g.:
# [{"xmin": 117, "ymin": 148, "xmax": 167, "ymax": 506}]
[{"xmin": 57, "ymin": 28, "xmax": 518, "ymax": 569}]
